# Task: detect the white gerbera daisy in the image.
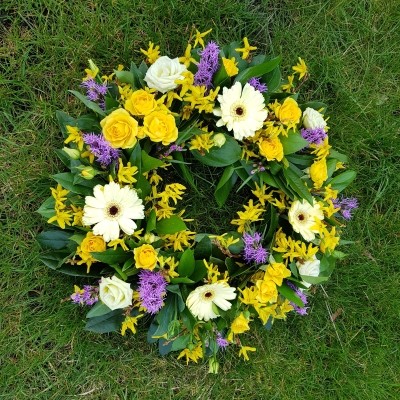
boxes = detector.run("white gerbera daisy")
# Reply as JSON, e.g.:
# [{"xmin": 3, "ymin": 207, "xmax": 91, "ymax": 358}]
[
  {"xmin": 288, "ymin": 199, "xmax": 324, "ymax": 242},
  {"xmin": 82, "ymin": 181, "xmax": 144, "ymax": 242},
  {"xmin": 213, "ymin": 82, "xmax": 268, "ymax": 141},
  {"xmin": 186, "ymin": 282, "xmax": 236, "ymax": 321}
]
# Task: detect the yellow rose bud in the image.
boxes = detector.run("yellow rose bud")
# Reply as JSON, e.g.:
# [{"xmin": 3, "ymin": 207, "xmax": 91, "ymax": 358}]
[
  {"xmin": 309, "ymin": 157, "xmax": 328, "ymax": 189},
  {"xmin": 79, "ymin": 232, "xmax": 106, "ymax": 258},
  {"xmin": 134, "ymin": 244, "xmax": 158, "ymax": 270},
  {"xmin": 100, "ymin": 108, "xmax": 139, "ymax": 149},
  {"xmin": 143, "ymin": 111, "xmax": 178, "ymax": 146},
  {"xmin": 275, "ymin": 97, "xmax": 302, "ymax": 125},
  {"xmin": 79, "ymin": 166, "xmax": 97, "ymax": 180},
  {"xmin": 230, "ymin": 313, "xmax": 250, "ymax": 334},
  {"xmin": 124, "ymin": 89, "xmax": 157, "ymax": 117},
  {"xmin": 258, "ymin": 137, "xmax": 284, "ymax": 161}
]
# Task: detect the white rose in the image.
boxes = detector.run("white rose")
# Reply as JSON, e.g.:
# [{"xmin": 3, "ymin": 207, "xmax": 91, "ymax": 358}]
[
  {"xmin": 302, "ymin": 107, "xmax": 327, "ymax": 130},
  {"xmin": 296, "ymin": 257, "xmax": 321, "ymax": 288},
  {"xmin": 99, "ymin": 276, "xmax": 133, "ymax": 310},
  {"xmin": 144, "ymin": 56, "xmax": 187, "ymax": 93}
]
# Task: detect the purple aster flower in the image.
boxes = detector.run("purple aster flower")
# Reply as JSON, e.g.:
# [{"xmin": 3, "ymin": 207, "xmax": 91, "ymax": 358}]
[
  {"xmin": 248, "ymin": 77, "xmax": 268, "ymax": 93},
  {"xmin": 138, "ymin": 270, "xmax": 168, "ymax": 314},
  {"xmin": 332, "ymin": 196, "xmax": 358, "ymax": 220},
  {"xmin": 243, "ymin": 232, "xmax": 269, "ymax": 264},
  {"xmin": 301, "ymin": 127, "xmax": 327, "ymax": 146},
  {"xmin": 71, "ymin": 285, "xmax": 99, "ymax": 306},
  {"xmin": 286, "ymin": 281, "xmax": 309, "ymax": 315},
  {"xmin": 216, "ymin": 332, "xmax": 229, "ymax": 349},
  {"xmin": 81, "ymin": 78, "xmax": 108, "ymax": 103},
  {"xmin": 83, "ymin": 133, "xmax": 120, "ymax": 167},
  {"xmin": 194, "ymin": 41, "xmax": 220, "ymax": 88}
]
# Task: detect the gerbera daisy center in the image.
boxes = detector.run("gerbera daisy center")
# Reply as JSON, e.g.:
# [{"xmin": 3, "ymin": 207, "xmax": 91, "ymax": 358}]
[
  {"xmin": 107, "ymin": 204, "xmax": 121, "ymax": 218},
  {"xmin": 202, "ymin": 290, "xmax": 215, "ymax": 300}
]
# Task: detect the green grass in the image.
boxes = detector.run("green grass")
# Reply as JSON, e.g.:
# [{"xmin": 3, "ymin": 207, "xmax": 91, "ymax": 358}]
[{"xmin": 1, "ymin": 0, "xmax": 400, "ymax": 398}]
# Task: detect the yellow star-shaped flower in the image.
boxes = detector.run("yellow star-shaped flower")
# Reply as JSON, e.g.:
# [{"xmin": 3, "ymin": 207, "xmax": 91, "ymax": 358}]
[
  {"xmin": 235, "ymin": 37, "xmax": 257, "ymax": 60},
  {"xmin": 292, "ymin": 57, "xmax": 308, "ymax": 79},
  {"xmin": 193, "ymin": 28, "xmax": 212, "ymax": 48}
]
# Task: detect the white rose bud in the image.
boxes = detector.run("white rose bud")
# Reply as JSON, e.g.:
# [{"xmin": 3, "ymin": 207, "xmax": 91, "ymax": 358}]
[
  {"xmin": 302, "ymin": 107, "xmax": 327, "ymax": 130},
  {"xmin": 144, "ymin": 56, "xmax": 187, "ymax": 93},
  {"xmin": 296, "ymin": 257, "xmax": 321, "ymax": 288},
  {"xmin": 99, "ymin": 276, "xmax": 133, "ymax": 310},
  {"xmin": 213, "ymin": 133, "xmax": 226, "ymax": 148}
]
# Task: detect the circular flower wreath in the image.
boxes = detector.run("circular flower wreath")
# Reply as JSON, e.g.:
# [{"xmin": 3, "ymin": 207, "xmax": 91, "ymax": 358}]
[{"xmin": 37, "ymin": 29, "xmax": 357, "ymax": 372}]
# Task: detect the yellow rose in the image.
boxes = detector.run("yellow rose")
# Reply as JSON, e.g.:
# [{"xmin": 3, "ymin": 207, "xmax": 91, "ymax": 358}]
[
  {"xmin": 79, "ymin": 232, "xmax": 106, "ymax": 256},
  {"xmin": 76, "ymin": 232, "xmax": 106, "ymax": 272},
  {"xmin": 309, "ymin": 157, "xmax": 328, "ymax": 189},
  {"xmin": 100, "ymin": 108, "xmax": 138, "ymax": 149},
  {"xmin": 255, "ymin": 279, "xmax": 278, "ymax": 303},
  {"xmin": 124, "ymin": 89, "xmax": 157, "ymax": 117},
  {"xmin": 143, "ymin": 111, "xmax": 178, "ymax": 145},
  {"xmin": 230, "ymin": 313, "xmax": 250, "ymax": 334},
  {"xmin": 134, "ymin": 244, "xmax": 158, "ymax": 270},
  {"xmin": 258, "ymin": 137, "xmax": 284, "ymax": 161},
  {"xmin": 275, "ymin": 97, "xmax": 302, "ymax": 125}
]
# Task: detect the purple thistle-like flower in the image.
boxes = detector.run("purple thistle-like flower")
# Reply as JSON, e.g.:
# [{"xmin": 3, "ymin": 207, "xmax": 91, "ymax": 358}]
[
  {"xmin": 71, "ymin": 285, "xmax": 99, "ymax": 306},
  {"xmin": 301, "ymin": 127, "xmax": 327, "ymax": 146},
  {"xmin": 194, "ymin": 41, "xmax": 220, "ymax": 88},
  {"xmin": 286, "ymin": 281, "xmax": 309, "ymax": 315},
  {"xmin": 138, "ymin": 270, "xmax": 168, "ymax": 314},
  {"xmin": 159, "ymin": 144, "xmax": 185, "ymax": 159},
  {"xmin": 248, "ymin": 77, "xmax": 268, "ymax": 93},
  {"xmin": 83, "ymin": 133, "xmax": 120, "ymax": 167},
  {"xmin": 243, "ymin": 232, "xmax": 269, "ymax": 264},
  {"xmin": 332, "ymin": 196, "xmax": 358, "ymax": 220},
  {"xmin": 81, "ymin": 78, "xmax": 108, "ymax": 102},
  {"xmin": 216, "ymin": 332, "xmax": 230, "ymax": 349}
]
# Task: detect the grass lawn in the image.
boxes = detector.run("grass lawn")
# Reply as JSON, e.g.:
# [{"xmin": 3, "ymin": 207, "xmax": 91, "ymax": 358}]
[{"xmin": 1, "ymin": 0, "xmax": 399, "ymax": 398}]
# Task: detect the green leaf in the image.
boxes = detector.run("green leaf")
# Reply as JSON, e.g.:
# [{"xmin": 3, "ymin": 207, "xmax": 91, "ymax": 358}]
[
  {"xmin": 328, "ymin": 149, "xmax": 348, "ymax": 163},
  {"xmin": 328, "ymin": 170, "xmax": 357, "ymax": 192},
  {"xmin": 153, "ymin": 296, "xmax": 176, "ymax": 338},
  {"xmin": 300, "ymin": 101, "xmax": 327, "ymax": 112},
  {"xmin": 115, "ymin": 70, "xmax": 135, "ymax": 86},
  {"xmin": 85, "ymin": 309, "xmax": 124, "ymax": 333},
  {"xmin": 191, "ymin": 134, "xmax": 241, "ymax": 167},
  {"xmin": 286, "ymin": 153, "xmax": 314, "ymax": 167},
  {"xmin": 171, "ymin": 334, "xmax": 191, "ymax": 351},
  {"xmin": 91, "ymin": 248, "xmax": 131, "ymax": 265},
  {"xmin": 213, "ymin": 64, "xmax": 231, "ymax": 87},
  {"xmin": 259, "ymin": 171, "xmax": 280, "ymax": 189},
  {"xmin": 135, "ymin": 174, "xmax": 152, "ymax": 200},
  {"xmin": 37, "ymin": 230, "xmax": 73, "ymax": 250},
  {"xmin": 56, "ymin": 111, "xmax": 76, "ymax": 137},
  {"xmin": 52, "ymin": 172, "xmax": 94, "ymax": 196},
  {"xmin": 76, "ymin": 115, "xmax": 101, "ymax": 132},
  {"xmin": 141, "ymin": 150, "xmax": 164, "ymax": 173},
  {"xmin": 178, "ymin": 248, "xmax": 195, "ymax": 277},
  {"xmin": 130, "ymin": 61, "xmax": 146, "ymax": 89},
  {"xmin": 263, "ymin": 66, "xmax": 282, "ymax": 93},
  {"xmin": 234, "ymin": 56, "xmax": 281, "ymax": 85},
  {"xmin": 86, "ymin": 302, "xmax": 112, "ymax": 318},
  {"xmin": 189, "ymin": 260, "xmax": 208, "ymax": 283},
  {"xmin": 169, "ymin": 277, "xmax": 195, "ymax": 284},
  {"xmin": 146, "ymin": 209, "xmax": 157, "ymax": 232},
  {"xmin": 128, "ymin": 143, "xmax": 142, "ymax": 168},
  {"xmin": 40, "ymin": 250, "xmax": 71, "ymax": 270},
  {"xmin": 280, "ymin": 131, "xmax": 309, "ymax": 155},
  {"xmin": 326, "ymin": 158, "xmax": 338, "ymax": 178},
  {"xmin": 282, "ymin": 168, "xmax": 313, "ymax": 204},
  {"xmin": 37, "ymin": 196, "xmax": 56, "ymax": 219},
  {"xmin": 300, "ymin": 275, "xmax": 329, "ymax": 284},
  {"xmin": 265, "ymin": 204, "xmax": 279, "ymax": 243},
  {"xmin": 156, "ymin": 215, "xmax": 187, "ymax": 235},
  {"xmin": 193, "ymin": 236, "xmax": 212, "ymax": 260},
  {"xmin": 214, "ymin": 166, "xmax": 238, "ymax": 207},
  {"xmin": 68, "ymin": 90, "xmax": 106, "ymax": 116},
  {"xmin": 166, "ymin": 285, "xmax": 186, "ymax": 311},
  {"xmin": 278, "ymin": 283, "xmax": 304, "ymax": 307}
]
